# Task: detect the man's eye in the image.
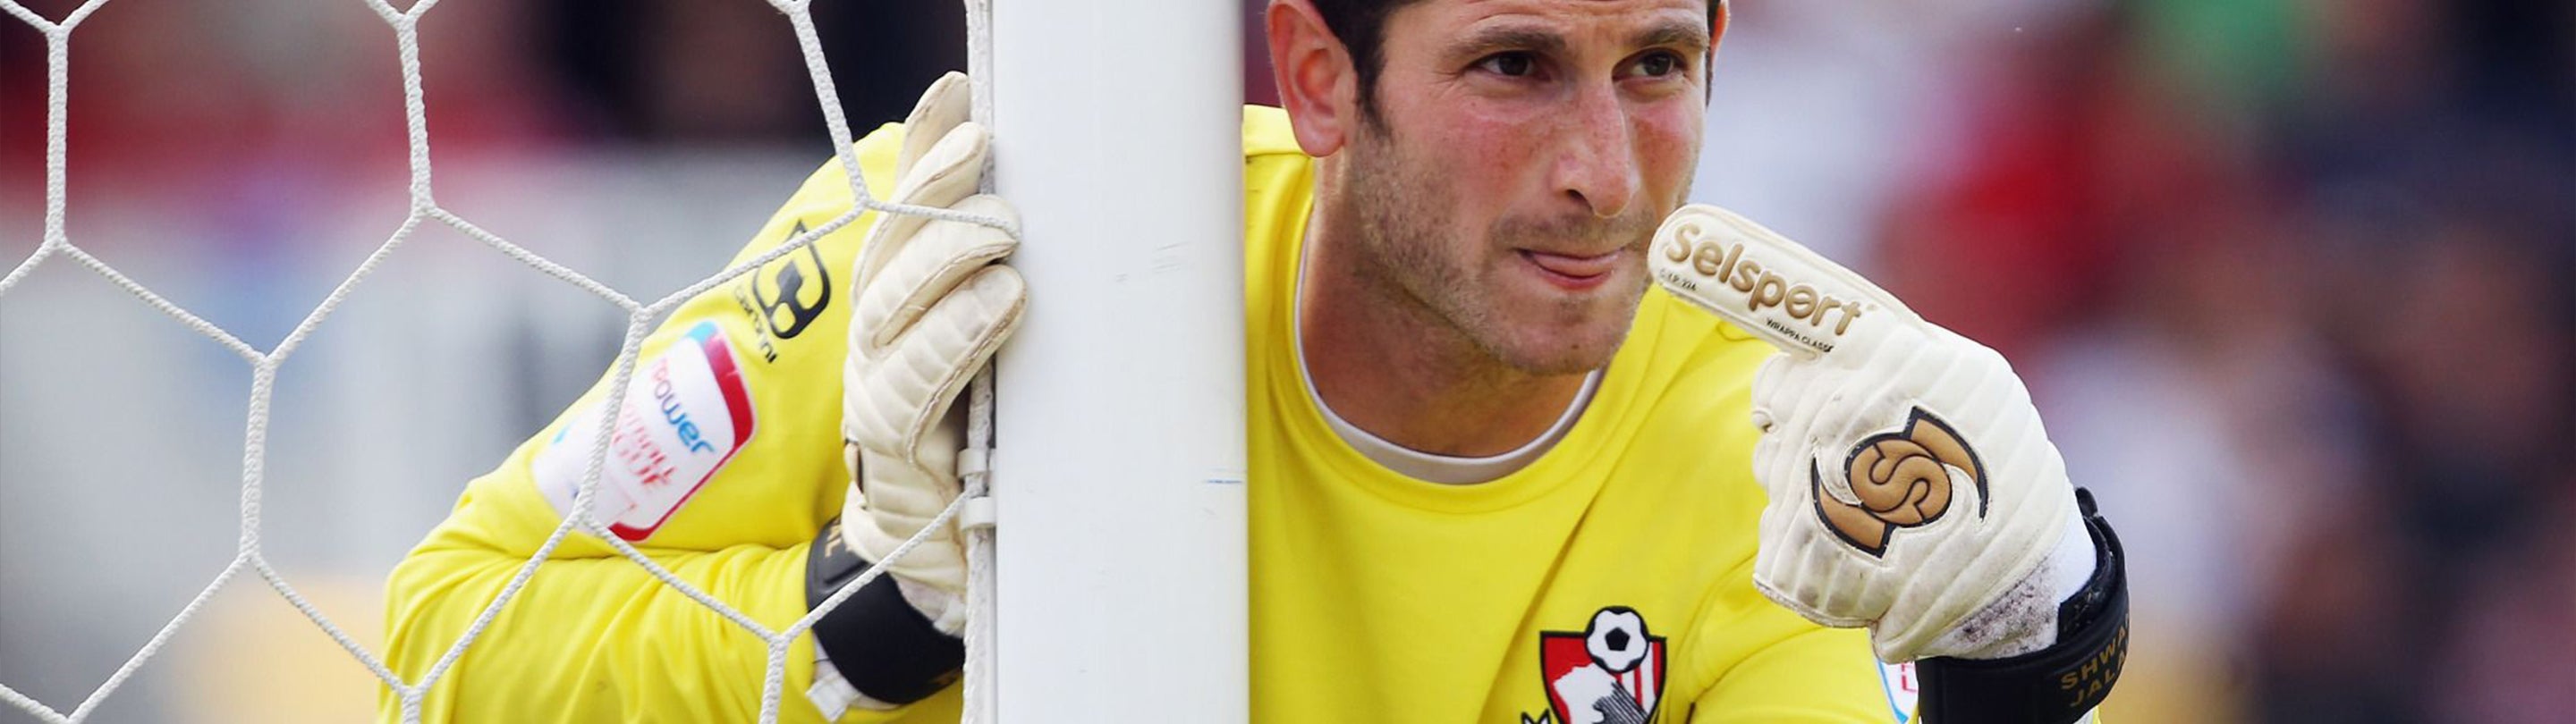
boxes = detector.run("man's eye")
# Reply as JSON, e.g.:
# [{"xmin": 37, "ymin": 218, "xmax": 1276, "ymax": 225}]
[
  {"xmin": 1631, "ymin": 52, "xmax": 1682, "ymax": 78},
  {"xmin": 1478, "ymin": 52, "xmax": 1536, "ymax": 78}
]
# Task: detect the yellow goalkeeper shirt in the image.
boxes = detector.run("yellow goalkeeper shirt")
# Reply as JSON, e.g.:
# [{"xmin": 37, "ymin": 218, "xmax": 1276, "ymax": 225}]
[{"xmin": 381, "ymin": 107, "xmax": 1902, "ymax": 723}]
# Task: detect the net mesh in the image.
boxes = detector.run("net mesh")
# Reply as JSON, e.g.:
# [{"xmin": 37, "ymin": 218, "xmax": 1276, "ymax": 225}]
[{"xmin": 0, "ymin": 0, "xmax": 1006, "ymax": 721}]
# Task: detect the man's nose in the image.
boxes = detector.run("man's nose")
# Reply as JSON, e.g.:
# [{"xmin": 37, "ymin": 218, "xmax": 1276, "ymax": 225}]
[{"xmin": 1553, "ymin": 83, "xmax": 1641, "ymax": 220}]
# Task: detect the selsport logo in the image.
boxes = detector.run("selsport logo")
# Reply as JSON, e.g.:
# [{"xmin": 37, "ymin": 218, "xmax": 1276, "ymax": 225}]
[
  {"xmin": 534, "ymin": 321, "xmax": 756, "ymax": 541},
  {"xmin": 1655, "ymin": 224, "xmax": 1881, "ymax": 356}
]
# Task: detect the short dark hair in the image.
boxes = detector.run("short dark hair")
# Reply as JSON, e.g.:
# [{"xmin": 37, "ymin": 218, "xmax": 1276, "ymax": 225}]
[
  {"xmin": 1309, "ymin": 0, "xmax": 1719, "ymax": 121},
  {"xmin": 1306, "ymin": 0, "xmax": 1411, "ymax": 121}
]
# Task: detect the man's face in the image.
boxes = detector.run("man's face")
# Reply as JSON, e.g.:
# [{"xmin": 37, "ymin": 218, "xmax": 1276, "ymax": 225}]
[{"xmin": 1335, "ymin": 0, "xmax": 1710, "ymax": 375}]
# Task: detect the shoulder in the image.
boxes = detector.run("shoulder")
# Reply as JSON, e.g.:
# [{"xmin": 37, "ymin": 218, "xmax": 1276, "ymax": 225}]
[
  {"xmin": 1588, "ymin": 291, "xmax": 1777, "ymax": 520},
  {"xmin": 1573, "ymin": 290, "xmax": 1778, "ymax": 508},
  {"xmin": 1241, "ymin": 105, "xmax": 1315, "ymax": 214},
  {"xmin": 1242, "ymin": 105, "xmax": 1306, "ymax": 163},
  {"xmin": 1241, "ymin": 106, "xmax": 1316, "ymax": 315},
  {"xmin": 1625, "ymin": 290, "xmax": 1777, "ymax": 414},
  {"xmin": 774, "ymin": 122, "xmax": 909, "ymax": 217}
]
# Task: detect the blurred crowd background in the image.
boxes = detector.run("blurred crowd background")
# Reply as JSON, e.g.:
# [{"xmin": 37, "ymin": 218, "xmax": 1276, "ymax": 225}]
[
  {"xmin": 1666, "ymin": 2, "xmax": 2572, "ymax": 723},
  {"xmin": 1, "ymin": 1, "xmax": 2567, "ymax": 722}
]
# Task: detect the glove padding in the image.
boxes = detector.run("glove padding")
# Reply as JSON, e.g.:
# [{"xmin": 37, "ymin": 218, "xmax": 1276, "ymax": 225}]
[
  {"xmin": 1650, "ymin": 205, "xmax": 2084, "ymax": 662},
  {"xmin": 840, "ymin": 72, "xmax": 1024, "ymax": 632}
]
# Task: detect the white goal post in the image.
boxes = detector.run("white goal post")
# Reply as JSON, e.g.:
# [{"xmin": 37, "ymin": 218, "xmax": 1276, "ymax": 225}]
[{"xmin": 987, "ymin": 2, "xmax": 1250, "ymax": 722}]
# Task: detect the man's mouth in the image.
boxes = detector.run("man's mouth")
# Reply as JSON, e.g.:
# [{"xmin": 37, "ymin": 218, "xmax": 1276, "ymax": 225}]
[{"xmin": 1520, "ymin": 248, "xmax": 1623, "ymax": 289}]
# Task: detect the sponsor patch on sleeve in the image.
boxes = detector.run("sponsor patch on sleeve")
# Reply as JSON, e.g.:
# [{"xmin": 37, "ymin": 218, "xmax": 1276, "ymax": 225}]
[{"xmin": 535, "ymin": 321, "xmax": 756, "ymax": 541}]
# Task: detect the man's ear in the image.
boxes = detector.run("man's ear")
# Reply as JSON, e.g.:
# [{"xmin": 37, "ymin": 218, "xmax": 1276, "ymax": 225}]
[
  {"xmin": 1704, "ymin": 1, "xmax": 1730, "ymax": 101},
  {"xmin": 1712, "ymin": 1, "xmax": 1731, "ymax": 53},
  {"xmin": 1267, "ymin": 0, "xmax": 1358, "ymax": 158}
]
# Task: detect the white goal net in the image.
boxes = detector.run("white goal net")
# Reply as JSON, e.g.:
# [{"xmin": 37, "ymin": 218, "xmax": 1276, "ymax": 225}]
[{"xmin": 1, "ymin": 1, "xmax": 1241, "ymax": 722}]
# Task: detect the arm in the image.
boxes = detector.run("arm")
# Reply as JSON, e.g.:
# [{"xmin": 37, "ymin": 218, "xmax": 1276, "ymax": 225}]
[
  {"xmin": 1690, "ymin": 627, "xmax": 1891, "ymax": 723},
  {"xmin": 383, "ymin": 517, "xmax": 956, "ymax": 723},
  {"xmin": 1680, "ymin": 549, "xmax": 1893, "ymax": 723},
  {"xmin": 1689, "ymin": 504, "xmax": 2126, "ymax": 723},
  {"xmin": 379, "ymin": 115, "xmax": 965, "ymax": 722}
]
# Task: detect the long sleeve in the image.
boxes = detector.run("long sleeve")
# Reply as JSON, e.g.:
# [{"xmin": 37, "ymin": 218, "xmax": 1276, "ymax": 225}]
[
  {"xmin": 379, "ymin": 124, "xmax": 953, "ymax": 723},
  {"xmin": 1688, "ymin": 625, "xmax": 1894, "ymax": 723},
  {"xmin": 1674, "ymin": 540, "xmax": 1897, "ymax": 723}
]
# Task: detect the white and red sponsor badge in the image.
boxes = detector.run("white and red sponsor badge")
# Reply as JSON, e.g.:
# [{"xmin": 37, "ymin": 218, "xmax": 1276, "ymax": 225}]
[
  {"xmin": 536, "ymin": 321, "xmax": 755, "ymax": 541},
  {"xmin": 1880, "ymin": 661, "xmax": 1921, "ymax": 722}
]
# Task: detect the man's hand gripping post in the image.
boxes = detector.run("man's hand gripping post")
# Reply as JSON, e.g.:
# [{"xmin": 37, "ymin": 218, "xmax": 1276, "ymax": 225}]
[{"xmin": 839, "ymin": 72, "xmax": 1025, "ymax": 635}]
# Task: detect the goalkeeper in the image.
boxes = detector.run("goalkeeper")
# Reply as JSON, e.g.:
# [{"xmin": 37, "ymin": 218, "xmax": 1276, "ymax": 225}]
[{"xmin": 383, "ymin": 1, "xmax": 2129, "ymax": 722}]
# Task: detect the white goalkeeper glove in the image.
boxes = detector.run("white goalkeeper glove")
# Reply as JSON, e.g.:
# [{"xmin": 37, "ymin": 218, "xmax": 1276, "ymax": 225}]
[
  {"xmin": 1650, "ymin": 205, "xmax": 2097, "ymax": 663},
  {"xmin": 839, "ymin": 72, "xmax": 1024, "ymax": 634}
]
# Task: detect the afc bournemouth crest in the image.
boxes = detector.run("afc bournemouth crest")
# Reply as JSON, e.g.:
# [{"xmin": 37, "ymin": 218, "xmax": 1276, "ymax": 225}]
[{"xmin": 1526, "ymin": 607, "xmax": 1666, "ymax": 724}]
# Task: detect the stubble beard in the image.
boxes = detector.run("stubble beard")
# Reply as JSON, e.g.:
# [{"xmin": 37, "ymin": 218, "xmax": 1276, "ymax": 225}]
[{"xmin": 1335, "ymin": 126, "xmax": 1657, "ymax": 378}]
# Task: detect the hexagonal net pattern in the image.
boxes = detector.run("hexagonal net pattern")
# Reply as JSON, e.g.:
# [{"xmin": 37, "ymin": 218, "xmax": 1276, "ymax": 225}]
[{"xmin": 0, "ymin": 1, "xmax": 1008, "ymax": 722}]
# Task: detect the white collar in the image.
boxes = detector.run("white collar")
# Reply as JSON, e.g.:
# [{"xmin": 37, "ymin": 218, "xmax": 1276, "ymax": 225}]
[{"xmin": 1292, "ymin": 234, "xmax": 1600, "ymax": 484}]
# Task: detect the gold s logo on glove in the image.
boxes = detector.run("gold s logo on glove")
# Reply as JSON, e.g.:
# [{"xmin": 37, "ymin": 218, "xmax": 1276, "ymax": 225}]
[{"xmin": 1815, "ymin": 408, "xmax": 1987, "ymax": 556}]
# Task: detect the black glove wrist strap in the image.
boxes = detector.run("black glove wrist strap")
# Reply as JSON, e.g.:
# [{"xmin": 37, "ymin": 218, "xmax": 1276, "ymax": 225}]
[
  {"xmin": 1914, "ymin": 489, "xmax": 2131, "ymax": 724},
  {"xmin": 806, "ymin": 517, "xmax": 965, "ymax": 706}
]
